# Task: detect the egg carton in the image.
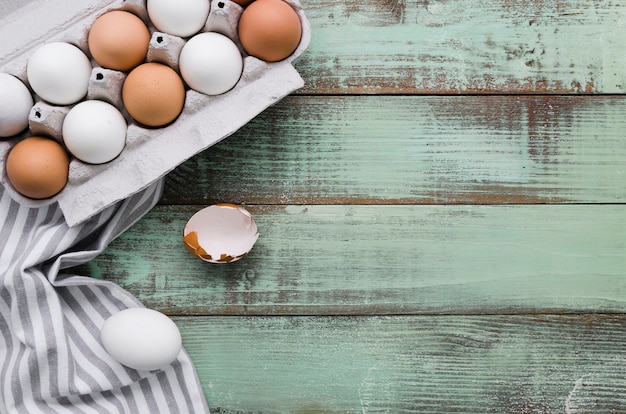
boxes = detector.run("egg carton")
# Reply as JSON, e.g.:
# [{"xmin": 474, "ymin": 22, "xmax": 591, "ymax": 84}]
[{"xmin": 0, "ymin": 0, "xmax": 310, "ymax": 226}]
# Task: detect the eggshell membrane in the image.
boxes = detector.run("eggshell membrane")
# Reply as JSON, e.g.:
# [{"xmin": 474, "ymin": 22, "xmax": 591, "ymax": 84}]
[
  {"xmin": 6, "ymin": 136, "xmax": 70, "ymax": 199},
  {"xmin": 238, "ymin": 0, "xmax": 302, "ymax": 62},
  {"xmin": 0, "ymin": 73, "xmax": 33, "ymax": 137},
  {"xmin": 183, "ymin": 204, "xmax": 259, "ymax": 263},
  {"xmin": 88, "ymin": 10, "xmax": 151, "ymax": 72},
  {"xmin": 122, "ymin": 62, "xmax": 186, "ymax": 127},
  {"xmin": 101, "ymin": 308, "xmax": 182, "ymax": 371}
]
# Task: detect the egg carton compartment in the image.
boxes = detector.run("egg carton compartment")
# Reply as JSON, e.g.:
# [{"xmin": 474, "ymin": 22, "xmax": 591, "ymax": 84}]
[{"xmin": 0, "ymin": 0, "xmax": 310, "ymax": 226}]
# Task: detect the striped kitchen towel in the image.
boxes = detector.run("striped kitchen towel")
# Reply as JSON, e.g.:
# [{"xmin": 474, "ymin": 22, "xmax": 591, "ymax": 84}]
[{"xmin": 0, "ymin": 180, "xmax": 210, "ymax": 413}]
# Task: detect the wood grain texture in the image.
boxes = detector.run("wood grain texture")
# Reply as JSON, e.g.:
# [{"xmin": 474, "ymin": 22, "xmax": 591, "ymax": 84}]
[
  {"xmin": 75, "ymin": 0, "xmax": 626, "ymax": 410},
  {"xmin": 162, "ymin": 95, "xmax": 626, "ymax": 205},
  {"xmin": 178, "ymin": 314, "xmax": 626, "ymax": 413},
  {"xmin": 295, "ymin": 0, "xmax": 626, "ymax": 94},
  {"xmin": 77, "ymin": 204, "xmax": 626, "ymax": 315}
]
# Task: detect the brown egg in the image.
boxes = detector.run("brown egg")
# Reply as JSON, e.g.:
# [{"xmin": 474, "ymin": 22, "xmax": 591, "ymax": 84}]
[
  {"xmin": 238, "ymin": 0, "xmax": 302, "ymax": 62},
  {"xmin": 122, "ymin": 62, "xmax": 186, "ymax": 127},
  {"xmin": 6, "ymin": 136, "xmax": 70, "ymax": 199},
  {"xmin": 88, "ymin": 11, "xmax": 150, "ymax": 72}
]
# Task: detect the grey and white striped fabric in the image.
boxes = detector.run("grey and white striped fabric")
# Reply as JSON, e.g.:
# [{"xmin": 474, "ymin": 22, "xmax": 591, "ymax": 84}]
[{"xmin": 0, "ymin": 180, "xmax": 210, "ymax": 413}]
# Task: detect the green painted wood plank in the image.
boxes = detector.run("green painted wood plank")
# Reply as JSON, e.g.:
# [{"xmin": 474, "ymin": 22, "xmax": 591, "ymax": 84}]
[
  {"xmin": 77, "ymin": 204, "xmax": 626, "ymax": 315},
  {"xmin": 162, "ymin": 95, "xmax": 626, "ymax": 205},
  {"xmin": 296, "ymin": 0, "xmax": 626, "ymax": 94},
  {"xmin": 177, "ymin": 314, "xmax": 626, "ymax": 413}
]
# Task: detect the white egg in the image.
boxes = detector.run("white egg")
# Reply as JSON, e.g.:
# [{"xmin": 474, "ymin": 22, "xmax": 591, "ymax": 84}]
[
  {"xmin": 147, "ymin": 0, "xmax": 211, "ymax": 37},
  {"xmin": 62, "ymin": 100, "xmax": 127, "ymax": 164},
  {"xmin": 27, "ymin": 42, "xmax": 92, "ymax": 105},
  {"xmin": 183, "ymin": 204, "xmax": 259, "ymax": 263},
  {"xmin": 101, "ymin": 308, "xmax": 182, "ymax": 371},
  {"xmin": 0, "ymin": 73, "xmax": 33, "ymax": 137},
  {"xmin": 179, "ymin": 32, "xmax": 243, "ymax": 96}
]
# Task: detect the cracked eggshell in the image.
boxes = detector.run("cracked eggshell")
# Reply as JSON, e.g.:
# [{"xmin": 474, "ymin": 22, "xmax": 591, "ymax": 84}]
[{"xmin": 183, "ymin": 204, "xmax": 259, "ymax": 263}]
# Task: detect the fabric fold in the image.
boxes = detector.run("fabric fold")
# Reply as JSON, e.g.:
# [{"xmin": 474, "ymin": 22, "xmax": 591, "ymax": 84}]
[{"xmin": 0, "ymin": 181, "xmax": 210, "ymax": 414}]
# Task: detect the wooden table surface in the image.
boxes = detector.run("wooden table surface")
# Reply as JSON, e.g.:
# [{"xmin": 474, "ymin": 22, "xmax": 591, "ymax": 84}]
[{"xmin": 79, "ymin": 1, "xmax": 626, "ymax": 412}]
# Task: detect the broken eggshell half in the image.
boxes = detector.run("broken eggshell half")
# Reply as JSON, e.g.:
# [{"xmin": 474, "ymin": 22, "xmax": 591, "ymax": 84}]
[{"xmin": 183, "ymin": 204, "xmax": 259, "ymax": 263}]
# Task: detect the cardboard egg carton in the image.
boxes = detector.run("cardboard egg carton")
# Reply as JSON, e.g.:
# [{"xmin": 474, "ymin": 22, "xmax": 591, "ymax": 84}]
[{"xmin": 0, "ymin": 0, "xmax": 310, "ymax": 226}]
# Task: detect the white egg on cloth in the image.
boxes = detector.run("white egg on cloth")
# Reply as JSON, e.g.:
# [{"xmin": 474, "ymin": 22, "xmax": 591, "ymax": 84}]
[
  {"xmin": 183, "ymin": 204, "xmax": 259, "ymax": 263},
  {"xmin": 100, "ymin": 308, "xmax": 182, "ymax": 371}
]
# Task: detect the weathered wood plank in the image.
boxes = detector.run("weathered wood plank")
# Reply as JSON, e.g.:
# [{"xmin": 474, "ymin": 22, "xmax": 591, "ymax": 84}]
[
  {"xmin": 162, "ymin": 95, "xmax": 626, "ymax": 205},
  {"xmin": 77, "ymin": 204, "xmax": 626, "ymax": 315},
  {"xmin": 178, "ymin": 314, "xmax": 626, "ymax": 413},
  {"xmin": 295, "ymin": 0, "xmax": 626, "ymax": 94}
]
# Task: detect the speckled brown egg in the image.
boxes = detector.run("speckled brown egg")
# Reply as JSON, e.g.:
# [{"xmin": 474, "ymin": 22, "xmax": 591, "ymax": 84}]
[
  {"xmin": 238, "ymin": 0, "xmax": 302, "ymax": 62},
  {"xmin": 6, "ymin": 136, "xmax": 70, "ymax": 199},
  {"xmin": 88, "ymin": 10, "xmax": 151, "ymax": 72},
  {"xmin": 122, "ymin": 62, "xmax": 186, "ymax": 127}
]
